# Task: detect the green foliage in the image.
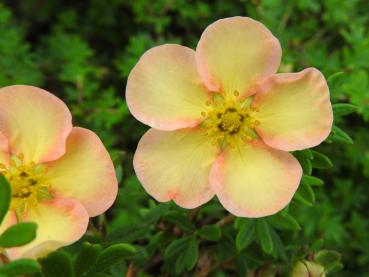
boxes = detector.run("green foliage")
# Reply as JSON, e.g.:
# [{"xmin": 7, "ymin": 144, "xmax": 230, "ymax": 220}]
[
  {"xmin": 0, "ymin": 222, "xmax": 37, "ymax": 248},
  {"xmin": 0, "ymin": 0, "xmax": 367, "ymax": 276},
  {"xmin": 0, "ymin": 259, "xmax": 40, "ymax": 276},
  {"xmin": 0, "ymin": 176, "xmax": 11, "ymax": 225}
]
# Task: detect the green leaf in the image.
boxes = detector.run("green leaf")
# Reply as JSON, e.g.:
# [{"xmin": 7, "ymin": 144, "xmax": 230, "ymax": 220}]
[
  {"xmin": 39, "ymin": 251, "xmax": 74, "ymax": 277},
  {"xmin": 92, "ymin": 243, "xmax": 137, "ymax": 273},
  {"xmin": 164, "ymin": 236, "xmax": 192, "ymax": 259},
  {"xmin": 329, "ymin": 126, "xmax": 354, "ymax": 144},
  {"xmin": 197, "ymin": 225, "xmax": 221, "ymax": 241},
  {"xmin": 0, "ymin": 175, "xmax": 11, "ymax": 225},
  {"xmin": 268, "ymin": 213, "xmax": 301, "ymax": 231},
  {"xmin": 163, "ymin": 211, "xmax": 196, "ymax": 233},
  {"xmin": 302, "ymin": 175, "xmax": 324, "ymax": 186},
  {"xmin": 106, "ymin": 223, "xmax": 149, "ymax": 244},
  {"xmin": 0, "ymin": 222, "xmax": 37, "ymax": 248},
  {"xmin": 234, "ymin": 218, "xmax": 253, "ymax": 230},
  {"xmin": 0, "ymin": 259, "xmax": 40, "ymax": 276},
  {"xmin": 294, "ymin": 181, "xmax": 315, "ymax": 206},
  {"xmin": 327, "ymin": 71, "xmax": 344, "ymax": 84},
  {"xmin": 294, "ymin": 151, "xmax": 312, "ymax": 175},
  {"xmin": 236, "ymin": 220, "xmax": 255, "ymax": 251},
  {"xmin": 175, "ymin": 237, "xmax": 199, "ymax": 273},
  {"xmin": 314, "ymin": 250, "xmax": 341, "ymax": 271},
  {"xmin": 269, "ymin": 228, "xmax": 287, "ymax": 261},
  {"xmin": 256, "ymin": 219, "xmax": 274, "ymax": 254},
  {"xmin": 143, "ymin": 202, "xmax": 171, "ymax": 225},
  {"xmin": 333, "ymin": 103, "xmax": 357, "ymax": 117},
  {"xmin": 74, "ymin": 242, "xmax": 102, "ymax": 276},
  {"xmin": 311, "ymin": 151, "xmax": 333, "ymax": 169}
]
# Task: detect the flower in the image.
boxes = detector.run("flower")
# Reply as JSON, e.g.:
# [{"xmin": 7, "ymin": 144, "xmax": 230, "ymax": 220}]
[
  {"xmin": 126, "ymin": 17, "xmax": 332, "ymax": 218},
  {"xmin": 0, "ymin": 85, "xmax": 118, "ymax": 259}
]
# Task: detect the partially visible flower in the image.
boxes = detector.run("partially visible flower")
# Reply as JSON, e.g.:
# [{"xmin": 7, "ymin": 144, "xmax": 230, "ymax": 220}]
[
  {"xmin": 0, "ymin": 85, "xmax": 118, "ymax": 259},
  {"xmin": 291, "ymin": 261, "xmax": 326, "ymax": 277},
  {"xmin": 126, "ymin": 17, "xmax": 332, "ymax": 217}
]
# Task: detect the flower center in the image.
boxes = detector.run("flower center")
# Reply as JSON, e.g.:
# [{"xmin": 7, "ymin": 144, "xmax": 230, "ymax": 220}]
[
  {"xmin": 201, "ymin": 91, "xmax": 260, "ymax": 148},
  {"xmin": 219, "ymin": 108, "xmax": 243, "ymax": 134},
  {"xmin": 0, "ymin": 154, "xmax": 53, "ymax": 217}
]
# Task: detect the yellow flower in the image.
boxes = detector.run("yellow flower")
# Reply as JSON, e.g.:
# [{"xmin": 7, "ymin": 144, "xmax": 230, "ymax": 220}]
[
  {"xmin": 126, "ymin": 17, "xmax": 333, "ymax": 217},
  {"xmin": 0, "ymin": 85, "xmax": 118, "ymax": 259}
]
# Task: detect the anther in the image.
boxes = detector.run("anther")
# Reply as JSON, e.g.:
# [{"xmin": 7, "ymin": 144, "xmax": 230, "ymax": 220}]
[
  {"xmin": 201, "ymin": 111, "xmax": 207, "ymax": 117},
  {"xmin": 234, "ymin": 90, "xmax": 239, "ymax": 97}
]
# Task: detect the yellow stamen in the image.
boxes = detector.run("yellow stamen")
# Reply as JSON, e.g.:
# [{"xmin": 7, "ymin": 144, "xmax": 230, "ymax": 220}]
[
  {"xmin": 200, "ymin": 93, "xmax": 260, "ymax": 148},
  {"xmin": 0, "ymin": 154, "xmax": 53, "ymax": 217}
]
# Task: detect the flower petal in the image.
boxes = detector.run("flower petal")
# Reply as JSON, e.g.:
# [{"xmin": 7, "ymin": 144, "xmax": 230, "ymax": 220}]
[
  {"xmin": 0, "ymin": 132, "xmax": 9, "ymax": 165},
  {"xmin": 7, "ymin": 198, "xmax": 88, "ymax": 260},
  {"xmin": 253, "ymin": 68, "xmax": 333, "ymax": 151},
  {"xmin": 0, "ymin": 86, "xmax": 72, "ymax": 163},
  {"xmin": 196, "ymin": 17, "xmax": 281, "ymax": 96},
  {"xmin": 134, "ymin": 128, "xmax": 218, "ymax": 208},
  {"xmin": 0, "ymin": 211, "xmax": 17, "ymax": 234},
  {"xmin": 45, "ymin": 127, "xmax": 118, "ymax": 217},
  {"xmin": 126, "ymin": 44, "xmax": 210, "ymax": 131},
  {"xmin": 210, "ymin": 140, "xmax": 302, "ymax": 217}
]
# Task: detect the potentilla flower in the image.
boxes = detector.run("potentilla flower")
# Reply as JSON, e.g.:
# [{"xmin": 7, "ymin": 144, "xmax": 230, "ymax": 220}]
[
  {"xmin": 0, "ymin": 85, "xmax": 118, "ymax": 259},
  {"xmin": 126, "ymin": 17, "xmax": 332, "ymax": 218}
]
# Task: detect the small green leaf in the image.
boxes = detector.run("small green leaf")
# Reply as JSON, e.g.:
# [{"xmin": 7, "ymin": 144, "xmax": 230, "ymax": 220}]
[
  {"xmin": 327, "ymin": 72, "xmax": 344, "ymax": 84},
  {"xmin": 175, "ymin": 237, "xmax": 199, "ymax": 273},
  {"xmin": 92, "ymin": 243, "xmax": 137, "ymax": 273},
  {"xmin": 302, "ymin": 175, "xmax": 324, "ymax": 186},
  {"xmin": 256, "ymin": 219, "xmax": 274, "ymax": 254},
  {"xmin": 314, "ymin": 250, "xmax": 341, "ymax": 271},
  {"xmin": 312, "ymin": 151, "xmax": 333, "ymax": 169},
  {"xmin": 269, "ymin": 228, "xmax": 287, "ymax": 261},
  {"xmin": 143, "ymin": 202, "xmax": 171, "ymax": 225},
  {"xmin": 0, "ymin": 259, "xmax": 40, "ymax": 276},
  {"xmin": 163, "ymin": 211, "xmax": 196, "ymax": 233},
  {"xmin": 294, "ymin": 151, "xmax": 312, "ymax": 175},
  {"xmin": 333, "ymin": 103, "xmax": 357, "ymax": 117},
  {"xmin": 329, "ymin": 126, "xmax": 354, "ymax": 144},
  {"xmin": 0, "ymin": 175, "xmax": 11, "ymax": 225},
  {"xmin": 197, "ymin": 225, "xmax": 221, "ymax": 241},
  {"xmin": 0, "ymin": 222, "xmax": 37, "ymax": 248},
  {"xmin": 294, "ymin": 182, "xmax": 315, "ymax": 206},
  {"xmin": 268, "ymin": 213, "xmax": 301, "ymax": 231},
  {"xmin": 74, "ymin": 242, "xmax": 102, "ymax": 276},
  {"xmin": 234, "ymin": 218, "xmax": 253, "ymax": 230},
  {"xmin": 39, "ymin": 251, "xmax": 74, "ymax": 277},
  {"xmin": 164, "ymin": 236, "xmax": 192, "ymax": 259},
  {"xmin": 236, "ymin": 220, "xmax": 255, "ymax": 251}
]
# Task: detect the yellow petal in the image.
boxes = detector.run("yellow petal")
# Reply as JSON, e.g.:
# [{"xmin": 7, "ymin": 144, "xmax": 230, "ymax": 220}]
[
  {"xmin": 134, "ymin": 128, "xmax": 218, "ymax": 208},
  {"xmin": 45, "ymin": 128, "xmax": 118, "ymax": 217},
  {"xmin": 196, "ymin": 17, "xmax": 281, "ymax": 96},
  {"xmin": 126, "ymin": 44, "xmax": 210, "ymax": 131},
  {"xmin": 7, "ymin": 198, "xmax": 88, "ymax": 260},
  {"xmin": 0, "ymin": 86, "xmax": 72, "ymax": 163},
  {"xmin": 210, "ymin": 140, "xmax": 302, "ymax": 217},
  {"xmin": 253, "ymin": 68, "xmax": 333, "ymax": 151}
]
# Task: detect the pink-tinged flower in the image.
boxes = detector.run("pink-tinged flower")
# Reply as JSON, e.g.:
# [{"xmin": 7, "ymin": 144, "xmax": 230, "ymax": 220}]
[
  {"xmin": 0, "ymin": 85, "xmax": 118, "ymax": 259},
  {"xmin": 126, "ymin": 17, "xmax": 333, "ymax": 218}
]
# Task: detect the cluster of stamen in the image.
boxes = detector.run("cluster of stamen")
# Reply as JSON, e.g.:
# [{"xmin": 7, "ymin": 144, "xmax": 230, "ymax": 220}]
[
  {"xmin": 0, "ymin": 154, "xmax": 53, "ymax": 218},
  {"xmin": 201, "ymin": 91, "xmax": 260, "ymax": 148}
]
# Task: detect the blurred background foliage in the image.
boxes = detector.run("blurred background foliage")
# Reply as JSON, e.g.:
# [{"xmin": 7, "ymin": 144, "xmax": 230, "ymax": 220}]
[{"xmin": 0, "ymin": 0, "xmax": 368, "ymax": 276}]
